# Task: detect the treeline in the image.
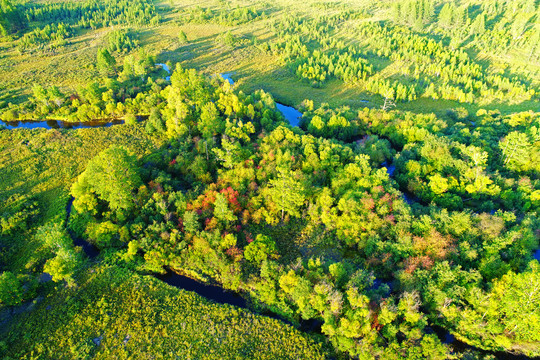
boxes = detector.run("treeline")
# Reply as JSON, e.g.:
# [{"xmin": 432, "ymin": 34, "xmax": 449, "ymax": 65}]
[
  {"xmin": 17, "ymin": 23, "xmax": 72, "ymax": 53},
  {"xmin": 0, "ymin": 51, "xmax": 159, "ymax": 122},
  {"xmin": 8, "ymin": 0, "xmax": 158, "ymax": 54},
  {"xmin": 24, "ymin": 0, "xmax": 160, "ymax": 29},
  {"xmin": 177, "ymin": 5, "xmax": 266, "ymax": 26},
  {"xmin": 262, "ymin": 34, "xmax": 373, "ymax": 88},
  {"xmin": 105, "ymin": 29, "xmax": 138, "ymax": 53},
  {"xmin": 263, "ymin": 15, "xmax": 377, "ymax": 87},
  {"xmin": 262, "ymin": 8, "xmax": 537, "ymax": 104},
  {"xmin": 0, "ymin": 0, "xmax": 26, "ymax": 36},
  {"xmin": 263, "ymin": 15, "xmax": 418, "ymax": 100},
  {"xmin": 391, "ymin": 0, "xmax": 540, "ymax": 61},
  {"xmin": 392, "ymin": 0, "xmax": 435, "ymax": 31},
  {"xmin": 0, "ymin": 52, "xmax": 286, "ymax": 134},
  {"xmin": 357, "ymin": 21, "xmax": 536, "ymax": 103}
]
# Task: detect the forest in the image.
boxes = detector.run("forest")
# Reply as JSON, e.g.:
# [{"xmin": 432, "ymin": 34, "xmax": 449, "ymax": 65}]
[{"xmin": 0, "ymin": 0, "xmax": 539, "ymax": 359}]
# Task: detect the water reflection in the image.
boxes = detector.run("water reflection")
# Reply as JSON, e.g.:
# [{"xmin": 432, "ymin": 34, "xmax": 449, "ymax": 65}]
[
  {"xmin": 0, "ymin": 119, "xmax": 124, "ymax": 130},
  {"xmin": 276, "ymin": 103, "xmax": 302, "ymax": 127}
]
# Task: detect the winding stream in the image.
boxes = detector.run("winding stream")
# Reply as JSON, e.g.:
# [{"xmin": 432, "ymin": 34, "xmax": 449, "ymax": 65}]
[
  {"xmin": 6, "ymin": 65, "xmax": 537, "ymax": 359},
  {"xmin": 276, "ymin": 103, "xmax": 303, "ymax": 127},
  {"xmin": 64, "ymin": 197, "xmax": 321, "ymax": 333},
  {"xmin": 156, "ymin": 63, "xmax": 171, "ymax": 81},
  {"xmin": 2, "ymin": 69, "xmax": 303, "ymax": 131},
  {"xmin": 65, "ymin": 198, "xmax": 247, "ymax": 307},
  {"xmin": 220, "ymin": 72, "xmax": 234, "ymax": 85},
  {"xmin": 382, "ymin": 161, "xmax": 421, "ymax": 205},
  {"xmin": 0, "ymin": 119, "xmax": 124, "ymax": 130},
  {"xmin": 0, "ymin": 63, "xmax": 172, "ymax": 131},
  {"xmin": 65, "ymin": 196, "xmax": 538, "ymax": 360}
]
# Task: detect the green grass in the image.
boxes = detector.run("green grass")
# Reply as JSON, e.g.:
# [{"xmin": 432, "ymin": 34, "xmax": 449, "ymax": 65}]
[
  {"xmin": 0, "ymin": 124, "xmax": 165, "ymax": 273},
  {"xmin": 2, "ymin": 0, "xmax": 537, "ymax": 118},
  {"xmin": 1, "ymin": 264, "xmax": 328, "ymax": 360}
]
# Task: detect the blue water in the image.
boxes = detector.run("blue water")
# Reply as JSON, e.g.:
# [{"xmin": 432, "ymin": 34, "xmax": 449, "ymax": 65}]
[
  {"xmin": 534, "ymin": 249, "xmax": 540, "ymax": 261},
  {"xmin": 2, "ymin": 66, "xmax": 304, "ymax": 130},
  {"xmin": 1, "ymin": 62, "xmax": 170, "ymax": 131},
  {"xmin": 220, "ymin": 73, "xmax": 235, "ymax": 85},
  {"xmin": 217, "ymin": 72, "xmax": 303, "ymax": 127},
  {"xmin": 156, "ymin": 270, "xmax": 247, "ymax": 308},
  {"xmin": 402, "ymin": 192, "xmax": 419, "ymax": 205},
  {"xmin": 156, "ymin": 63, "xmax": 171, "ymax": 81},
  {"xmin": 0, "ymin": 119, "xmax": 124, "ymax": 130},
  {"xmin": 276, "ymin": 103, "xmax": 302, "ymax": 127},
  {"xmin": 381, "ymin": 161, "xmax": 396, "ymax": 177}
]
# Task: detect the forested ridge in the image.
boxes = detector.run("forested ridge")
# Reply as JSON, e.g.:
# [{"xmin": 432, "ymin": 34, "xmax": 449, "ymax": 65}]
[{"xmin": 0, "ymin": 0, "xmax": 539, "ymax": 359}]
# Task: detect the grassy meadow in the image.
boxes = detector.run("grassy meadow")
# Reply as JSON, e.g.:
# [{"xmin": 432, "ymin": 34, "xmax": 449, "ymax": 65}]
[{"xmin": 2, "ymin": 0, "xmax": 538, "ymax": 115}]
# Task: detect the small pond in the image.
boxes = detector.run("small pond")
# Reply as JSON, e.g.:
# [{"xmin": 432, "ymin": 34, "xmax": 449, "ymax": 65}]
[{"xmin": 276, "ymin": 103, "xmax": 303, "ymax": 127}]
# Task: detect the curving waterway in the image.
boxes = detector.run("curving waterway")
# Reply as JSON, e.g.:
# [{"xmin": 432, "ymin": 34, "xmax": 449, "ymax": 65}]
[
  {"xmin": 5, "ymin": 66, "xmax": 536, "ymax": 359},
  {"xmin": 0, "ymin": 119, "xmax": 124, "ymax": 130},
  {"xmin": 2, "ymin": 70, "xmax": 303, "ymax": 131},
  {"xmin": 65, "ymin": 196, "xmax": 538, "ymax": 360},
  {"xmin": 64, "ymin": 197, "xmax": 320, "ymax": 333},
  {"xmin": 219, "ymin": 73, "xmax": 303, "ymax": 126}
]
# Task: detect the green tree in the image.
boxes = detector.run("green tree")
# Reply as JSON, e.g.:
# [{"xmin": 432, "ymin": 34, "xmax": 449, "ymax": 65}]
[
  {"xmin": 470, "ymin": 14, "xmax": 485, "ymax": 35},
  {"xmin": 36, "ymin": 221, "xmax": 71, "ymax": 249},
  {"xmin": 97, "ymin": 48, "xmax": 116, "ymax": 76},
  {"xmin": 446, "ymin": 262, "xmax": 540, "ymax": 353},
  {"xmin": 43, "ymin": 247, "xmax": 81, "ymax": 285},
  {"xmin": 213, "ymin": 139, "xmax": 241, "ymax": 169},
  {"xmin": 178, "ymin": 30, "xmax": 188, "ymax": 44},
  {"xmin": 71, "ymin": 146, "xmax": 142, "ymax": 214},
  {"xmin": 124, "ymin": 113, "xmax": 137, "ymax": 125},
  {"xmin": 244, "ymin": 234, "xmax": 278, "ymax": 264},
  {"xmin": 198, "ymin": 102, "xmax": 222, "ymax": 138},
  {"xmin": 222, "ymin": 31, "xmax": 236, "ymax": 48},
  {"xmin": 500, "ymin": 131, "xmax": 532, "ymax": 172},
  {"xmin": 0, "ymin": 272, "xmax": 23, "ymax": 306},
  {"xmin": 214, "ymin": 193, "xmax": 236, "ymax": 224},
  {"xmin": 0, "ymin": 0, "xmax": 26, "ymax": 36},
  {"xmin": 268, "ymin": 167, "xmax": 306, "ymax": 221},
  {"xmin": 183, "ymin": 211, "xmax": 200, "ymax": 234},
  {"xmin": 438, "ymin": 3, "xmax": 455, "ymax": 29}
]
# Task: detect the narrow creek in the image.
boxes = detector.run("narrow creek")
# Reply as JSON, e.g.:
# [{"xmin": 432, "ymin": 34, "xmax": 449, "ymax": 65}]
[
  {"xmin": 65, "ymin": 196, "xmax": 538, "ymax": 360},
  {"xmin": 8, "ymin": 67, "xmax": 537, "ymax": 359},
  {"xmin": 0, "ymin": 119, "xmax": 124, "ymax": 130},
  {"xmin": 1, "ymin": 72, "xmax": 302, "ymax": 130},
  {"xmin": 220, "ymin": 72, "xmax": 303, "ymax": 127},
  {"xmin": 64, "ymin": 197, "xmax": 321, "ymax": 334}
]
